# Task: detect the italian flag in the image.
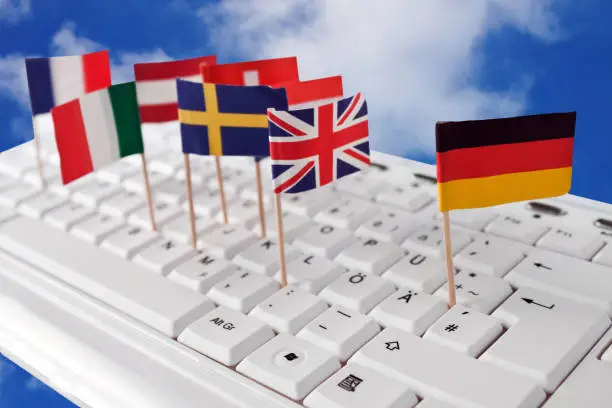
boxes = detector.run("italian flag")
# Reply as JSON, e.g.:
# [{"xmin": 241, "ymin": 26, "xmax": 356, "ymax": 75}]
[{"xmin": 51, "ymin": 82, "xmax": 145, "ymax": 184}]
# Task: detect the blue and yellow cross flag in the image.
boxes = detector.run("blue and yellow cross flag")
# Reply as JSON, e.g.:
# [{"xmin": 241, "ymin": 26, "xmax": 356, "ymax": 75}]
[{"xmin": 177, "ymin": 79, "xmax": 289, "ymax": 157}]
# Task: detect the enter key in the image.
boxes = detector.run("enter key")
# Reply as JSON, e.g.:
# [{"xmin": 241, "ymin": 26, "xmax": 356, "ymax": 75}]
[{"xmin": 480, "ymin": 287, "xmax": 611, "ymax": 392}]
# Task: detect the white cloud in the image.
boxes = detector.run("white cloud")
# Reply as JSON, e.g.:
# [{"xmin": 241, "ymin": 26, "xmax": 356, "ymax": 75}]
[
  {"xmin": 0, "ymin": 54, "xmax": 30, "ymax": 106},
  {"xmin": 201, "ymin": 0, "xmax": 565, "ymax": 157},
  {"xmin": 0, "ymin": 0, "xmax": 30, "ymax": 23}
]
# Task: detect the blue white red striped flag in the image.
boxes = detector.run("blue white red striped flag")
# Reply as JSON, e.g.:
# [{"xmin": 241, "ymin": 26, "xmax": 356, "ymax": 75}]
[
  {"xmin": 25, "ymin": 50, "xmax": 111, "ymax": 116},
  {"xmin": 267, "ymin": 93, "xmax": 370, "ymax": 194}
]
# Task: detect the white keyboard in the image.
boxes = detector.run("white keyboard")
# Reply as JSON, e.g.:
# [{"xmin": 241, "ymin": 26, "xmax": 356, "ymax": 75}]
[{"xmin": 0, "ymin": 123, "xmax": 611, "ymax": 408}]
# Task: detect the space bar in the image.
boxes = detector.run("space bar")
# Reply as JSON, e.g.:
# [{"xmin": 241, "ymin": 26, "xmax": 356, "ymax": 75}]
[{"xmin": 0, "ymin": 216, "xmax": 213, "ymax": 337}]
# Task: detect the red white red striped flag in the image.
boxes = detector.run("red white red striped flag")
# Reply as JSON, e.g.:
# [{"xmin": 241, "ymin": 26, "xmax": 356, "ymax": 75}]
[
  {"xmin": 134, "ymin": 55, "xmax": 217, "ymax": 123},
  {"xmin": 277, "ymin": 75, "xmax": 343, "ymax": 109}
]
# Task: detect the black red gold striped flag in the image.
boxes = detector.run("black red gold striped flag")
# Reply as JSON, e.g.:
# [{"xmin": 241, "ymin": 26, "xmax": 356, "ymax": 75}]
[{"xmin": 436, "ymin": 112, "xmax": 576, "ymax": 212}]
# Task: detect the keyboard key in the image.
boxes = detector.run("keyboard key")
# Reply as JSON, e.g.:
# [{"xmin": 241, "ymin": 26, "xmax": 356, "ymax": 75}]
[
  {"xmin": 72, "ymin": 179, "xmax": 120, "ymax": 207},
  {"xmin": 434, "ymin": 270, "xmax": 513, "ymax": 314},
  {"xmin": 133, "ymin": 239, "xmax": 196, "ymax": 276},
  {"xmin": 304, "ymin": 363, "xmax": 418, "ymax": 408},
  {"xmin": 101, "ymin": 225, "xmax": 160, "ymax": 259},
  {"xmin": 44, "ymin": 202, "xmax": 95, "ymax": 230},
  {"xmin": 536, "ymin": 227, "xmax": 605, "ymax": 260},
  {"xmin": 0, "ymin": 149, "xmax": 36, "ymax": 177},
  {"xmin": 18, "ymin": 191, "xmax": 67, "ymax": 218},
  {"xmin": 370, "ymin": 288, "xmax": 447, "ymax": 336},
  {"xmin": 220, "ymin": 198, "xmax": 262, "ymax": 228},
  {"xmin": 182, "ymin": 188, "xmax": 231, "ymax": 218},
  {"xmin": 259, "ymin": 211, "xmax": 312, "ymax": 242},
  {"xmin": 0, "ymin": 183, "xmax": 41, "ymax": 207},
  {"xmin": 237, "ymin": 333, "xmax": 341, "ymax": 400},
  {"xmin": 198, "ymin": 224, "xmax": 258, "ymax": 259},
  {"xmin": 334, "ymin": 172, "xmax": 385, "ymax": 200},
  {"xmin": 544, "ymin": 328, "xmax": 612, "ymax": 408},
  {"xmin": 383, "ymin": 252, "xmax": 447, "ymax": 294},
  {"xmin": 234, "ymin": 238, "xmax": 300, "ymax": 276},
  {"xmin": 320, "ymin": 271, "xmax": 396, "ymax": 313},
  {"xmin": 294, "ymin": 224, "xmax": 357, "ymax": 259},
  {"xmin": 402, "ymin": 223, "xmax": 472, "ymax": 258},
  {"xmin": 454, "ymin": 236, "xmax": 526, "ymax": 277},
  {"xmin": 96, "ymin": 161, "xmax": 139, "ymax": 184},
  {"xmin": 335, "ymin": 237, "xmax": 404, "ymax": 276},
  {"xmin": 282, "ymin": 254, "xmax": 346, "ymax": 294},
  {"xmin": 207, "ymin": 167, "xmax": 253, "ymax": 196},
  {"xmin": 298, "ymin": 305, "xmax": 380, "ymax": 362},
  {"xmin": 315, "ymin": 198, "xmax": 377, "ymax": 230},
  {"xmin": 23, "ymin": 164, "xmax": 60, "ymax": 186},
  {"xmin": 592, "ymin": 244, "xmax": 612, "ymax": 267},
  {"xmin": 376, "ymin": 184, "xmax": 434, "ymax": 213},
  {"xmin": 250, "ymin": 285, "xmax": 328, "ymax": 334},
  {"xmin": 350, "ymin": 328, "xmax": 546, "ymax": 408},
  {"xmin": 0, "ymin": 206, "xmax": 18, "ymax": 225},
  {"xmin": 162, "ymin": 213, "xmax": 216, "ymax": 244},
  {"xmin": 155, "ymin": 177, "xmax": 204, "ymax": 205},
  {"xmin": 505, "ymin": 249, "xmax": 612, "ymax": 315},
  {"xmin": 417, "ymin": 399, "xmax": 462, "ymax": 408},
  {"xmin": 149, "ymin": 152, "xmax": 185, "ymax": 175},
  {"xmin": 444, "ymin": 208, "xmax": 498, "ymax": 231},
  {"xmin": 0, "ymin": 216, "xmax": 216, "ymax": 337},
  {"xmin": 209, "ymin": 270, "xmax": 279, "ymax": 313},
  {"xmin": 128, "ymin": 201, "xmax": 181, "ymax": 228},
  {"xmin": 122, "ymin": 169, "xmax": 169, "ymax": 193},
  {"xmin": 485, "ymin": 213, "xmax": 550, "ymax": 245},
  {"xmin": 178, "ymin": 306, "xmax": 274, "ymax": 366},
  {"xmin": 99, "ymin": 190, "xmax": 146, "ymax": 218},
  {"xmin": 424, "ymin": 305, "xmax": 503, "ymax": 357},
  {"xmin": 70, "ymin": 213, "xmax": 125, "ymax": 244},
  {"xmin": 356, "ymin": 210, "xmax": 421, "ymax": 244},
  {"xmin": 481, "ymin": 287, "xmax": 610, "ymax": 392},
  {"xmin": 168, "ymin": 251, "xmax": 238, "ymax": 293},
  {"xmin": 281, "ymin": 188, "xmax": 334, "ymax": 217}
]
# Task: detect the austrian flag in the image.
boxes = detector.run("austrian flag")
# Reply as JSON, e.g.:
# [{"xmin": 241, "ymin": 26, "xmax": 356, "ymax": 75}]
[{"xmin": 267, "ymin": 93, "xmax": 370, "ymax": 194}]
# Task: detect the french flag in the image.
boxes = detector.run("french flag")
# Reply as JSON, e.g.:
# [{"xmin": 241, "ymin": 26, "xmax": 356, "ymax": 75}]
[{"xmin": 25, "ymin": 50, "xmax": 112, "ymax": 116}]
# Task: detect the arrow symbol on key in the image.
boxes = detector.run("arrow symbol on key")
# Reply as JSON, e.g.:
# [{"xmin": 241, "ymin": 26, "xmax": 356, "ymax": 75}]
[
  {"xmin": 522, "ymin": 297, "xmax": 555, "ymax": 309},
  {"xmin": 533, "ymin": 262, "xmax": 552, "ymax": 270}
]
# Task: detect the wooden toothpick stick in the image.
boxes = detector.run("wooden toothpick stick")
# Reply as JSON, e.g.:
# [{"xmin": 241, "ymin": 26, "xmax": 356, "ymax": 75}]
[
  {"xmin": 184, "ymin": 153, "xmax": 197, "ymax": 248},
  {"xmin": 274, "ymin": 193, "xmax": 288, "ymax": 288},
  {"xmin": 214, "ymin": 156, "xmax": 229, "ymax": 224},
  {"xmin": 442, "ymin": 211, "xmax": 456, "ymax": 307},
  {"xmin": 31, "ymin": 118, "xmax": 46, "ymax": 188},
  {"xmin": 255, "ymin": 159, "xmax": 267, "ymax": 238},
  {"xmin": 140, "ymin": 153, "xmax": 157, "ymax": 231}
]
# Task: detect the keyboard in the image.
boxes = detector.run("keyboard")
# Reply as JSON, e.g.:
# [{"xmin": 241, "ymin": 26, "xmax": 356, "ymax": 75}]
[{"xmin": 0, "ymin": 121, "xmax": 611, "ymax": 408}]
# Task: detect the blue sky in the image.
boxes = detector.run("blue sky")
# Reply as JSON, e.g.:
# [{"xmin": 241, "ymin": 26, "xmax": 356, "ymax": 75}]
[{"xmin": 0, "ymin": 0, "xmax": 610, "ymax": 405}]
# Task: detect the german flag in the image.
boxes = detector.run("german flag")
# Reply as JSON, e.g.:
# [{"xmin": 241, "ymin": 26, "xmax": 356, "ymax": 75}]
[{"xmin": 436, "ymin": 112, "xmax": 576, "ymax": 212}]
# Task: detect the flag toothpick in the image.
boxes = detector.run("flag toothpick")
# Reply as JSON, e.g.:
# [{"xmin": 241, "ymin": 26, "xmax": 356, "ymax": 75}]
[
  {"xmin": 31, "ymin": 118, "xmax": 46, "ymax": 188},
  {"xmin": 274, "ymin": 193, "xmax": 288, "ymax": 288},
  {"xmin": 184, "ymin": 153, "xmax": 198, "ymax": 248},
  {"xmin": 140, "ymin": 153, "xmax": 157, "ymax": 231},
  {"xmin": 441, "ymin": 212, "xmax": 456, "ymax": 307},
  {"xmin": 255, "ymin": 159, "xmax": 267, "ymax": 238},
  {"xmin": 214, "ymin": 156, "xmax": 229, "ymax": 224}
]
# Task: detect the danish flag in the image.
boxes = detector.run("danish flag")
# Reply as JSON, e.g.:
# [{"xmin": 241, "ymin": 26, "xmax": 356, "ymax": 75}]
[{"xmin": 267, "ymin": 93, "xmax": 370, "ymax": 194}]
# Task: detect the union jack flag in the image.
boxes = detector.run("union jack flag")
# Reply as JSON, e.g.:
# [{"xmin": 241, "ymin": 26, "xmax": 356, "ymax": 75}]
[{"xmin": 267, "ymin": 93, "xmax": 370, "ymax": 194}]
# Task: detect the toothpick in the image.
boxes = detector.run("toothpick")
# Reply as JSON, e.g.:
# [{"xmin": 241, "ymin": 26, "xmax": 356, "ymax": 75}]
[
  {"xmin": 442, "ymin": 211, "xmax": 456, "ymax": 307},
  {"xmin": 31, "ymin": 117, "xmax": 46, "ymax": 188},
  {"xmin": 184, "ymin": 153, "xmax": 197, "ymax": 248},
  {"xmin": 140, "ymin": 153, "xmax": 157, "ymax": 231},
  {"xmin": 214, "ymin": 156, "xmax": 229, "ymax": 224},
  {"xmin": 274, "ymin": 193, "xmax": 288, "ymax": 288},
  {"xmin": 255, "ymin": 159, "xmax": 267, "ymax": 238}
]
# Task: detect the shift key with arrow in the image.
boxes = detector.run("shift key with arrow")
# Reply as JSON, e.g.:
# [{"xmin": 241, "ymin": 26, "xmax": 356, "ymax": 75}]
[{"xmin": 481, "ymin": 287, "xmax": 610, "ymax": 393}]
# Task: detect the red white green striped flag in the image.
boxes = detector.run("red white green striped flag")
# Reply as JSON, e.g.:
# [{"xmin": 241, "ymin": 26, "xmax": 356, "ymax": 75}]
[{"xmin": 51, "ymin": 82, "xmax": 145, "ymax": 184}]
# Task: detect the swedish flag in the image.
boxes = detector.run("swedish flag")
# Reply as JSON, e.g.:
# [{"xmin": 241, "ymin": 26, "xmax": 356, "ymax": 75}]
[{"xmin": 177, "ymin": 79, "xmax": 288, "ymax": 157}]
